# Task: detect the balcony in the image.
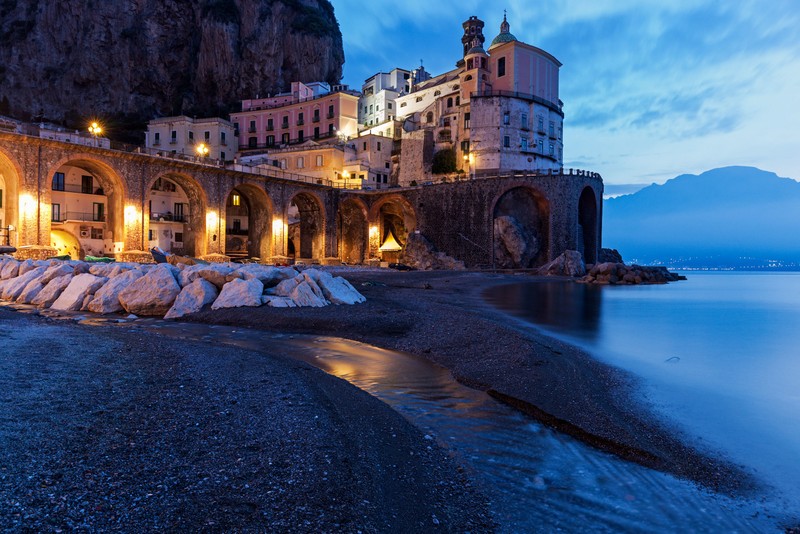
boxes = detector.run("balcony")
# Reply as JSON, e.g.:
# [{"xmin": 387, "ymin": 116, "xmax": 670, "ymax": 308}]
[
  {"xmin": 282, "ymin": 122, "xmax": 289, "ymax": 129},
  {"xmin": 53, "ymin": 211, "xmax": 106, "ymax": 222},
  {"xmin": 327, "ymin": 112, "xmax": 335, "ymax": 119},
  {"xmin": 266, "ymin": 125, "xmax": 274, "ymax": 131},
  {"xmin": 150, "ymin": 213, "xmax": 187, "ymax": 223},
  {"xmin": 52, "ymin": 184, "xmax": 105, "ymax": 195},
  {"xmin": 297, "ymin": 119, "xmax": 304, "ymax": 126},
  {"xmin": 248, "ymin": 127, "xmax": 257, "ymax": 133},
  {"xmin": 312, "ymin": 116, "xmax": 320, "ymax": 123}
]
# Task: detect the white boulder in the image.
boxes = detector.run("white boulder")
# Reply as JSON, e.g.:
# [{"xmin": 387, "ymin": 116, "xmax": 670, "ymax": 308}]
[
  {"xmin": 289, "ymin": 280, "xmax": 328, "ymax": 307},
  {"xmin": 51, "ymin": 273, "xmax": 108, "ymax": 311},
  {"xmin": 31, "ymin": 274, "xmax": 74, "ymax": 307},
  {"xmin": 0, "ymin": 260, "xmax": 19, "ymax": 280},
  {"xmin": 16, "ymin": 279, "xmax": 45, "ymax": 304},
  {"xmin": 303, "ymin": 269, "xmax": 366, "ymax": 305},
  {"xmin": 87, "ymin": 269, "xmax": 144, "ymax": 314},
  {"xmin": 1, "ymin": 266, "xmax": 46, "ymax": 301},
  {"xmin": 211, "ymin": 278, "xmax": 264, "ymax": 310},
  {"xmin": 165, "ymin": 278, "xmax": 219, "ymax": 319},
  {"xmin": 40, "ymin": 263, "xmax": 76, "ymax": 285},
  {"xmin": 263, "ymin": 295, "xmax": 297, "ymax": 308},
  {"xmin": 119, "ymin": 264, "xmax": 181, "ymax": 316}
]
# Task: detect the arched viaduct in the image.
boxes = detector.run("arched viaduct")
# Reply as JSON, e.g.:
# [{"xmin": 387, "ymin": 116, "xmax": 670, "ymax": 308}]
[{"xmin": 0, "ymin": 132, "xmax": 603, "ymax": 267}]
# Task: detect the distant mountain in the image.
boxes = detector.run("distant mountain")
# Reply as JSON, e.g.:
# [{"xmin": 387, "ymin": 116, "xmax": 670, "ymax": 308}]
[{"xmin": 603, "ymin": 166, "xmax": 800, "ymax": 268}]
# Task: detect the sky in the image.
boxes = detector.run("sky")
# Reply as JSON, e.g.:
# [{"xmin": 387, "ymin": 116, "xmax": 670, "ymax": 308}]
[{"xmin": 329, "ymin": 0, "xmax": 800, "ymax": 191}]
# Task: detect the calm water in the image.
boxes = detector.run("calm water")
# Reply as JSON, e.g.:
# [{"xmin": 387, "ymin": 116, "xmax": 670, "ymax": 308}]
[{"xmin": 486, "ymin": 272, "xmax": 800, "ymax": 513}]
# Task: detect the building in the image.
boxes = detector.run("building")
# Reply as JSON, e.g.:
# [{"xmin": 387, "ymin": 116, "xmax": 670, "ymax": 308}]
[
  {"xmin": 358, "ymin": 68, "xmax": 411, "ymax": 131},
  {"xmin": 145, "ymin": 116, "xmax": 235, "ymax": 162},
  {"xmin": 395, "ymin": 14, "xmax": 565, "ymax": 185},
  {"xmin": 230, "ymin": 81, "xmax": 360, "ymax": 153}
]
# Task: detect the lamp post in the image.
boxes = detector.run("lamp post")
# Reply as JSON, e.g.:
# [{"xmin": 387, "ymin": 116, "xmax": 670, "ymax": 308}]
[
  {"xmin": 196, "ymin": 142, "xmax": 210, "ymax": 161},
  {"xmin": 88, "ymin": 121, "xmax": 102, "ymax": 147}
]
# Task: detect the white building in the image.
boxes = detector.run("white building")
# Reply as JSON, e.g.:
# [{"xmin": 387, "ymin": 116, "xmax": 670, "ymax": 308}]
[
  {"xmin": 358, "ymin": 68, "xmax": 411, "ymax": 131},
  {"xmin": 145, "ymin": 116, "xmax": 235, "ymax": 162}
]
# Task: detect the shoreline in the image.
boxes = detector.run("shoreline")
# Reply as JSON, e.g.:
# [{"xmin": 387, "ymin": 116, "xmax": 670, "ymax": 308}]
[{"xmin": 187, "ymin": 268, "xmax": 755, "ymax": 495}]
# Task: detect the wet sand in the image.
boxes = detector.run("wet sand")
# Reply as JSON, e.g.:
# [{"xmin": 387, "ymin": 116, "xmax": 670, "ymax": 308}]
[{"xmin": 189, "ymin": 269, "xmax": 754, "ymax": 494}]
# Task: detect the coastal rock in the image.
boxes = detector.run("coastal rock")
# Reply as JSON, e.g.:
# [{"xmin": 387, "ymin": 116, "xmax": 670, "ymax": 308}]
[
  {"xmin": 493, "ymin": 216, "xmax": 538, "ymax": 269},
  {"xmin": 578, "ymin": 263, "xmax": 686, "ymax": 285},
  {"xmin": 119, "ymin": 265, "xmax": 181, "ymax": 316},
  {"xmin": 40, "ymin": 263, "xmax": 76, "ymax": 285},
  {"xmin": 31, "ymin": 275, "xmax": 74, "ymax": 307},
  {"xmin": 0, "ymin": 260, "xmax": 19, "ymax": 280},
  {"xmin": 51, "ymin": 273, "xmax": 108, "ymax": 311},
  {"xmin": 87, "ymin": 269, "xmax": 144, "ymax": 314},
  {"xmin": 179, "ymin": 264, "xmax": 239, "ymax": 289},
  {"xmin": 18, "ymin": 259, "xmax": 46, "ymax": 276},
  {"xmin": 289, "ymin": 280, "xmax": 328, "ymax": 307},
  {"xmin": 598, "ymin": 248, "xmax": 624, "ymax": 264},
  {"xmin": 303, "ymin": 269, "xmax": 366, "ymax": 305},
  {"xmin": 211, "ymin": 278, "xmax": 264, "ymax": 310},
  {"xmin": 272, "ymin": 275, "xmax": 302, "ymax": 297},
  {"xmin": 165, "ymin": 278, "xmax": 219, "ymax": 319},
  {"xmin": 16, "ymin": 279, "xmax": 45, "ymax": 304},
  {"xmin": 236, "ymin": 264, "xmax": 296, "ymax": 286},
  {"xmin": 399, "ymin": 233, "xmax": 465, "ymax": 271},
  {"xmin": 263, "ymin": 295, "xmax": 297, "ymax": 308},
  {"xmin": 1, "ymin": 266, "xmax": 46, "ymax": 301},
  {"xmin": 538, "ymin": 250, "xmax": 586, "ymax": 277}
]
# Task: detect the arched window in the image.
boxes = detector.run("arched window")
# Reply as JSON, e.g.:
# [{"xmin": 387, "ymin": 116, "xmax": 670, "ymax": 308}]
[
  {"xmin": 434, "ymin": 90, "xmax": 441, "ymax": 96},
  {"xmin": 464, "ymin": 75, "xmax": 473, "ymax": 81},
  {"xmin": 447, "ymin": 97, "xmax": 453, "ymax": 107},
  {"xmin": 455, "ymin": 96, "xmax": 460, "ymax": 106},
  {"xmin": 426, "ymin": 111, "xmax": 434, "ymax": 123}
]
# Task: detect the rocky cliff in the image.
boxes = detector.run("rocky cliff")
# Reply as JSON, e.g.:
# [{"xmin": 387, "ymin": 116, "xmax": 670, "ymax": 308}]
[{"xmin": 0, "ymin": 0, "xmax": 344, "ymax": 138}]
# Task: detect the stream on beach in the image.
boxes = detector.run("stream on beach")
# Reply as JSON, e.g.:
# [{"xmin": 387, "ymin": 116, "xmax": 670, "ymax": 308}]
[
  {"xmin": 5, "ymin": 275, "xmax": 796, "ymax": 532},
  {"xmin": 55, "ymin": 313, "xmax": 790, "ymax": 532}
]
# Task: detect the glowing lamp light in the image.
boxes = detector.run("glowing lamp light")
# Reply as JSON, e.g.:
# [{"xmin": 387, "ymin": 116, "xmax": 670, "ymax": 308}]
[
  {"xmin": 206, "ymin": 211, "xmax": 218, "ymax": 230},
  {"xmin": 368, "ymin": 225, "xmax": 379, "ymax": 239},
  {"xmin": 20, "ymin": 194, "xmax": 36, "ymax": 217},
  {"xmin": 272, "ymin": 217, "xmax": 284, "ymax": 235},
  {"xmin": 196, "ymin": 143, "xmax": 210, "ymax": 157},
  {"xmin": 124, "ymin": 205, "xmax": 140, "ymax": 225},
  {"xmin": 88, "ymin": 121, "xmax": 102, "ymax": 136}
]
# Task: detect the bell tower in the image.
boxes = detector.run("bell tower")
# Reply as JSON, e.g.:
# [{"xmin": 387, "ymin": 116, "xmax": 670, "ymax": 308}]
[{"xmin": 461, "ymin": 16, "xmax": 485, "ymax": 57}]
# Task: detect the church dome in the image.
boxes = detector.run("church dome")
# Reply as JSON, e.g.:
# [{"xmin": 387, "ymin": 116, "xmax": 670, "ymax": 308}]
[{"xmin": 489, "ymin": 13, "xmax": 517, "ymax": 49}]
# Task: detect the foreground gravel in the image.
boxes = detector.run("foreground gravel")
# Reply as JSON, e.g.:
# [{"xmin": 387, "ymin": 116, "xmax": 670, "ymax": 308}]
[{"xmin": 0, "ymin": 307, "xmax": 494, "ymax": 532}]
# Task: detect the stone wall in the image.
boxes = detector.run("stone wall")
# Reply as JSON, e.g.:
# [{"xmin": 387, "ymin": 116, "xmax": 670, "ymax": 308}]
[{"xmin": 397, "ymin": 129, "xmax": 434, "ymax": 187}]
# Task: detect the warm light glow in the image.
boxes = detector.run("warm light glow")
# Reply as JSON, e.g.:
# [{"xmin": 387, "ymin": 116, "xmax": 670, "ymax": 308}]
[
  {"xmin": 368, "ymin": 225, "xmax": 379, "ymax": 238},
  {"xmin": 342, "ymin": 170, "xmax": 351, "ymax": 179},
  {"xmin": 88, "ymin": 121, "xmax": 102, "ymax": 136},
  {"xmin": 469, "ymin": 153, "xmax": 475, "ymax": 164},
  {"xmin": 196, "ymin": 143, "xmax": 210, "ymax": 157},
  {"xmin": 206, "ymin": 210, "xmax": 218, "ymax": 230},
  {"xmin": 20, "ymin": 194, "xmax": 36, "ymax": 218},
  {"xmin": 124, "ymin": 204, "xmax": 140, "ymax": 225},
  {"xmin": 272, "ymin": 217, "xmax": 284, "ymax": 235},
  {"xmin": 232, "ymin": 193, "xmax": 240, "ymax": 206}
]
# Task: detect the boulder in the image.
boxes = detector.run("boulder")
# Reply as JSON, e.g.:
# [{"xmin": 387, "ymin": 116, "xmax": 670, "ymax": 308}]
[
  {"xmin": 303, "ymin": 269, "xmax": 366, "ymax": 305},
  {"xmin": 0, "ymin": 260, "xmax": 19, "ymax": 280},
  {"xmin": 16, "ymin": 279, "xmax": 45, "ymax": 304},
  {"xmin": 1, "ymin": 266, "xmax": 46, "ymax": 300},
  {"xmin": 165, "ymin": 278, "xmax": 219, "ymax": 319},
  {"xmin": 493, "ymin": 216, "xmax": 538, "ymax": 269},
  {"xmin": 119, "ymin": 264, "xmax": 181, "ymax": 316},
  {"xmin": 89, "ymin": 264, "xmax": 119, "ymax": 277},
  {"xmin": 31, "ymin": 274, "xmax": 74, "ymax": 307},
  {"xmin": 87, "ymin": 269, "xmax": 144, "ymax": 314},
  {"xmin": 289, "ymin": 280, "xmax": 328, "ymax": 307},
  {"xmin": 399, "ymin": 233, "xmax": 465, "ymax": 271},
  {"xmin": 538, "ymin": 250, "xmax": 586, "ymax": 277},
  {"xmin": 263, "ymin": 296, "xmax": 297, "ymax": 308},
  {"xmin": 211, "ymin": 278, "xmax": 264, "ymax": 310},
  {"xmin": 40, "ymin": 263, "xmax": 76, "ymax": 285},
  {"xmin": 598, "ymin": 248, "xmax": 624, "ymax": 264},
  {"xmin": 51, "ymin": 273, "xmax": 108, "ymax": 311},
  {"xmin": 236, "ymin": 264, "xmax": 295, "ymax": 287},
  {"xmin": 178, "ymin": 264, "xmax": 239, "ymax": 289},
  {"xmin": 18, "ymin": 259, "xmax": 46, "ymax": 276},
  {"xmin": 272, "ymin": 275, "xmax": 302, "ymax": 297}
]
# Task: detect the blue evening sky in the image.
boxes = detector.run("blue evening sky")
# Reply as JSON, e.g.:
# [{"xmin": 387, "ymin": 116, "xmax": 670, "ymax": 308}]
[{"xmin": 329, "ymin": 0, "xmax": 800, "ymax": 188}]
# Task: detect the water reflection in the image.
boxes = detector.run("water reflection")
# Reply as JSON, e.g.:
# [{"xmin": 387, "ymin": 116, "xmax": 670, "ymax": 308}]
[{"xmin": 487, "ymin": 281, "xmax": 604, "ymax": 340}]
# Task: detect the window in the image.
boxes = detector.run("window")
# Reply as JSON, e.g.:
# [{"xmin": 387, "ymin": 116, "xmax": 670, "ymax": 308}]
[
  {"xmin": 497, "ymin": 57, "xmax": 506, "ymax": 77},
  {"xmin": 279, "ymin": 159, "xmax": 287, "ymax": 169},
  {"xmin": 267, "ymin": 118, "xmax": 274, "ymax": 131},
  {"xmin": 51, "ymin": 203, "xmax": 60, "ymax": 222},
  {"xmin": 175, "ymin": 232, "xmax": 183, "ymax": 243},
  {"xmin": 282, "ymin": 116, "xmax": 289, "ymax": 128},
  {"xmin": 313, "ymin": 109, "xmax": 320, "ymax": 121},
  {"xmin": 521, "ymin": 113, "xmax": 528, "ymax": 129},
  {"xmin": 298, "ymin": 112, "xmax": 304, "ymax": 125},
  {"xmin": 154, "ymin": 132, "xmax": 161, "ymax": 145},
  {"xmin": 204, "ymin": 131, "xmax": 210, "ymax": 141},
  {"xmin": 400, "ymin": 102, "xmax": 407, "ymax": 108},
  {"xmin": 464, "ymin": 112, "xmax": 471, "ymax": 129},
  {"xmin": 188, "ymin": 131, "xmax": 194, "ymax": 140},
  {"xmin": 426, "ymin": 111, "xmax": 434, "ymax": 123},
  {"xmin": 538, "ymin": 116, "xmax": 544, "ymax": 132},
  {"xmin": 385, "ymin": 162, "xmax": 390, "ymax": 169},
  {"xmin": 249, "ymin": 120, "xmax": 256, "ymax": 132},
  {"xmin": 233, "ymin": 219, "xmax": 241, "ymax": 232},
  {"xmin": 314, "ymin": 127, "xmax": 320, "ymax": 139},
  {"xmin": 377, "ymin": 141, "xmax": 382, "ymax": 151},
  {"xmin": 298, "ymin": 130, "xmax": 304, "ymax": 142},
  {"xmin": 467, "ymin": 58, "xmax": 473, "ymax": 70},
  {"xmin": 456, "ymin": 96, "xmax": 460, "ymax": 106},
  {"xmin": 91, "ymin": 227, "xmax": 103, "ymax": 240},
  {"xmin": 220, "ymin": 152, "xmax": 225, "ymax": 161},
  {"xmin": 447, "ymin": 97, "xmax": 453, "ymax": 108},
  {"xmin": 170, "ymin": 130, "xmax": 177, "ymax": 143},
  {"xmin": 266, "ymin": 135, "xmax": 275, "ymax": 146},
  {"xmin": 220, "ymin": 131, "xmax": 226, "ymax": 145},
  {"xmin": 296, "ymin": 156, "xmax": 304, "ymax": 169},
  {"xmin": 328, "ymin": 124, "xmax": 334, "ymax": 135},
  {"xmin": 148, "ymin": 229, "xmax": 154, "ymax": 241},
  {"xmin": 363, "ymin": 142, "xmax": 367, "ymax": 150},
  {"xmin": 81, "ymin": 175, "xmax": 93, "ymax": 194},
  {"xmin": 93, "ymin": 203, "xmax": 105, "ymax": 222},
  {"xmin": 173, "ymin": 203, "xmax": 185, "ymax": 221},
  {"xmin": 549, "ymin": 143, "xmax": 555, "ymax": 156},
  {"xmin": 369, "ymin": 104, "xmax": 373, "ymax": 114},
  {"xmin": 52, "ymin": 172, "xmax": 65, "ymax": 191},
  {"xmin": 248, "ymin": 137, "xmax": 257, "ymax": 148},
  {"xmin": 328, "ymin": 104, "xmax": 335, "ymax": 118},
  {"xmin": 434, "ymin": 90, "xmax": 441, "ymax": 96},
  {"xmin": 316, "ymin": 155, "xmax": 323, "ymax": 167},
  {"xmin": 503, "ymin": 136, "xmax": 510, "ymax": 148},
  {"xmin": 549, "ymin": 121, "xmax": 555, "ymax": 138},
  {"xmin": 232, "ymin": 194, "xmax": 240, "ymax": 207},
  {"xmin": 503, "ymin": 112, "xmax": 510, "ymax": 125},
  {"xmin": 538, "ymin": 139, "xmax": 544, "ymax": 153},
  {"xmin": 388, "ymin": 102, "xmax": 393, "ymax": 110},
  {"xmin": 521, "ymin": 137, "xmax": 528, "ymax": 151},
  {"xmin": 416, "ymin": 96, "xmax": 423, "ymax": 102},
  {"xmin": 282, "ymin": 133, "xmax": 289, "ymax": 144}
]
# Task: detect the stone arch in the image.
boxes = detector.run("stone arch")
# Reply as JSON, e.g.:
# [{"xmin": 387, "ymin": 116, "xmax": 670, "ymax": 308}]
[
  {"xmin": 50, "ymin": 228, "xmax": 84, "ymax": 259},
  {"xmin": 492, "ymin": 185, "xmax": 550, "ymax": 268},
  {"xmin": 368, "ymin": 195, "xmax": 417, "ymax": 261},
  {"xmin": 287, "ymin": 191, "xmax": 325, "ymax": 261},
  {"xmin": 337, "ymin": 197, "xmax": 368, "ymax": 264},
  {"xmin": 145, "ymin": 171, "xmax": 208, "ymax": 256},
  {"xmin": 223, "ymin": 183, "xmax": 273, "ymax": 261},
  {"xmin": 47, "ymin": 155, "xmax": 126, "ymax": 256},
  {"xmin": 0, "ymin": 148, "xmax": 20, "ymax": 247},
  {"xmin": 578, "ymin": 186, "xmax": 599, "ymax": 264}
]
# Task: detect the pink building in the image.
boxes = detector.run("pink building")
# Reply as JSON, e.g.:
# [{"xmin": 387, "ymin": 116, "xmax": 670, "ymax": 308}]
[{"xmin": 230, "ymin": 82, "xmax": 360, "ymax": 152}]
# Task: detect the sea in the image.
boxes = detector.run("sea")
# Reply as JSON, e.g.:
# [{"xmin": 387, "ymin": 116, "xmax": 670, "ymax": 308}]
[{"xmin": 486, "ymin": 271, "xmax": 800, "ymax": 511}]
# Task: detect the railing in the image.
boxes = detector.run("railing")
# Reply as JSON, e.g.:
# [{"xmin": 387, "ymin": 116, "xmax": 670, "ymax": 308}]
[
  {"xmin": 471, "ymin": 90, "xmax": 564, "ymax": 116},
  {"xmin": 150, "ymin": 214, "xmax": 187, "ymax": 222},
  {"xmin": 226, "ymin": 228, "xmax": 249, "ymax": 236},
  {"xmin": 239, "ymin": 131, "xmax": 337, "ymax": 151},
  {"xmin": 52, "ymin": 211, "xmax": 105, "ymax": 222},
  {"xmin": 52, "ymin": 184, "xmax": 105, "ymax": 195}
]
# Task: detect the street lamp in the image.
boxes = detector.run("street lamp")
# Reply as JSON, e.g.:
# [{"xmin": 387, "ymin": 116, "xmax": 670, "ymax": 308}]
[
  {"xmin": 196, "ymin": 142, "xmax": 210, "ymax": 159},
  {"xmin": 342, "ymin": 170, "xmax": 350, "ymax": 187},
  {"xmin": 88, "ymin": 121, "xmax": 102, "ymax": 147}
]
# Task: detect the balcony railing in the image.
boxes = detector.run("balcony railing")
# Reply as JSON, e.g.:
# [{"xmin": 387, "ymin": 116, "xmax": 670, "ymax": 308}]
[
  {"xmin": 297, "ymin": 119, "xmax": 304, "ymax": 126},
  {"xmin": 312, "ymin": 116, "xmax": 320, "ymax": 123},
  {"xmin": 471, "ymin": 89, "xmax": 564, "ymax": 117},
  {"xmin": 52, "ymin": 211, "xmax": 105, "ymax": 222},
  {"xmin": 150, "ymin": 213, "xmax": 187, "ymax": 222},
  {"xmin": 52, "ymin": 184, "xmax": 105, "ymax": 195}
]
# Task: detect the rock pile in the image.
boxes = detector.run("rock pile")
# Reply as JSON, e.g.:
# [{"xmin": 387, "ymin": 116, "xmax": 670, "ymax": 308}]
[
  {"xmin": 578, "ymin": 262, "xmax": 686, "ymax": 285},
  {"xmin": 0, "ymin": 256, "xmax": 366, "ymax": 319},
  {"xmin": 400, "ymin": 233, "xmax": 465, "ymax": 271},
  {"xmin": 537, "ymin": 250, "xmax": 586, "ymax": 277}
]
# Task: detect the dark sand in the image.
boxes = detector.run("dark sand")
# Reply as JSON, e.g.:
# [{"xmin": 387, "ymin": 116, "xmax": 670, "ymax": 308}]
[
  {"xmin": 0, "ymin": 306, "xmax": 493, "ymax": 532},
  {"xmin": 189, "ymin": 269, "xmax": 753, "ymax": 494}
]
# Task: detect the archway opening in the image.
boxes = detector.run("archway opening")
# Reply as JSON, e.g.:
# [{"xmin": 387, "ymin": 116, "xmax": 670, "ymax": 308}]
[
  {"xmin": 0, "ymin": 152, "xmax": 20, "ymax": 247},
  {"xmin": 371, "ymin": 197, "xmax": 417, "ymax": 263},
  {"xmin": 337, "ymin": 198, "xmax": 368, "ymax": 264},
  {"xmin": 147, "ymin": 173, "xmax": 206, "ymax": 257},
  {"xmin": 493, "ymin": 186, "xmax": 550, "ymax": 268},
  {"xmin": 224, "ymin": 184, "xmax": 272, "ymax": 261},
  {"xmin": 50, "ymin": 159, "xmax": 125, "ymax": 257},
  {"xmin": 578, "ymin": 186, "xmax": 598, "ymax": 264},
  {"xmin": 50, "ymin": 229, "xmax": 83, "ymax": 259},
  {"xmin": 288, "ymin": 192, "xmax": 324, "ymax": 261}
]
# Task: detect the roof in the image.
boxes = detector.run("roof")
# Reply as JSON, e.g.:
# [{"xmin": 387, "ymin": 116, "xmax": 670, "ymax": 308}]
[{"xmin": 488, "ymin": 13, "xmax": 518, "ymax": 50}]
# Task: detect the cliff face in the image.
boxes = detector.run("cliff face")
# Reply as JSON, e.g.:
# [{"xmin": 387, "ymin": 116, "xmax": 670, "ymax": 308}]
[{"xmin": 0, "ymin": 0, "xmax": 344, "ymax": 136}]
